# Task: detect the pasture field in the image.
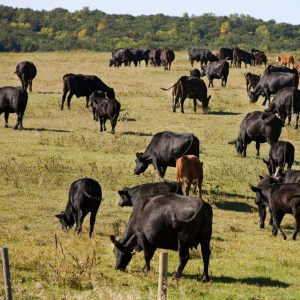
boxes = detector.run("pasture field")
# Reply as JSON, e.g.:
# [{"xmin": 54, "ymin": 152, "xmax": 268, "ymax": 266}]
[{"xmin": 1, "ymin": 51, "xmax": 300, "ymax": 300}]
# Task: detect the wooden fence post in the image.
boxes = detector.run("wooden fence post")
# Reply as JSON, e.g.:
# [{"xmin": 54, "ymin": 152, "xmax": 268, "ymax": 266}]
[
  {"xmin": 1, "ymin": 248, "xmax": 12, "ymax": 300},
  {"xmin": 157, "ymin": 252, "xmax": 168, "ymax": 300}
]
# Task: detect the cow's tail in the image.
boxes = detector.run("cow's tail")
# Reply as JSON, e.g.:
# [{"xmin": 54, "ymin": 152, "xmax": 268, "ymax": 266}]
[
  {"xmin": 173, "ymin": 135, "xmax": 199, "ymax": 161},
  {"xmin": 83, "ymin": 190, "xmax": 101, "ymax": 201},
  {"xmin": 160, "ymin": 77, "xmax": 184, "ymax": 91}
]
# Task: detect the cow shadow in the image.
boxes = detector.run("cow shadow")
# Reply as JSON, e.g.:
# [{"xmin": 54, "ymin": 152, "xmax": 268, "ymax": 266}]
[
  {"xmin": 207, "ymin": 111, "xmax": 241, "ymax": 116},
  {"xmin": 23, "ymin": 127, "xmax": 70, "ymax": 133},
  {"xmin": 122, "ymin": 131, "xmax": 153, "ymax": 137},
  {"xmin": 215, "ymin": 200, "xmax": 253, "ymax": 212}
]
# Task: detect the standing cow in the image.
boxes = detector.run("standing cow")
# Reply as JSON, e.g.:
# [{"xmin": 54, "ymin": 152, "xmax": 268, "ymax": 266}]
[
  {"xmin": 134, "ymin": 131, "xmax": 200, "ymax": 178},
  {"xmin": 161, "ymin": 76, "xmax": 211, "ymax": 113},
  {"xmin": 0, "ymin": 86, "xmax": 28, "ymax": 130},
  {"xmin": 200, "ymin": 59, "xmax": 229, "ymax": 87},
  {"xmin": 176, "ymin": 155, "xmax": 203, "ymax": 198},
  {"xmin": 110, "ymin": 194, "xmax": 213, "ymax": 281},
  {"xmin": 229, "ymin": 111, "xmax": 282, "ymax": 157},
  {"xmin": 160, "ymin": 49, "xmax": 175, "ymax": 70},
  {"xmin": 55, "ymin": 178, "xmax": 102, "ymax": 237},
  {"xmin": 15, "ymin": 61, "xmax": 37, "ymax": 92},
  {"xmin": 89, "ymin": 91, "xmax": 121, "ymax": 134},
  {"xmin": 61, "ymin": 73, "xmax": 115, "ymax": 110}
]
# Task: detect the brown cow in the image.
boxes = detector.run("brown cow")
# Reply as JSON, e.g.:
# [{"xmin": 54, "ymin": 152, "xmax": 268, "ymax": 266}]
[
  {"xmin": 244, "ymin": 72, "xmax": 261, "ymax": 92},
  {"xmin": 176, "ymin": 155, "xmax": 203, "ymax": 197},
  {"xmin": 277, "ymin": 55, "xmax": 295, "ymax": 68},
  {"xmin": 295, "ymin": 63, "xmax": 300, "ymax": 75}
]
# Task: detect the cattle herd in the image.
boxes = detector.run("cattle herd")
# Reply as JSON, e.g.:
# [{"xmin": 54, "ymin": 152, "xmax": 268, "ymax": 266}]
[{"xmin": 1, "ymin": 46, "xmax": 300, "ymax": 282}]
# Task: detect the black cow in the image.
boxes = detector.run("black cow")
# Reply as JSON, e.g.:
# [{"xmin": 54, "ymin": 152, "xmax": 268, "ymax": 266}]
[
  {"xmin": 118, "ymin": 181, "xmax": 183, "ymax": 207},
  {"xmin": 149, "ymin": 49, "xmax": 162, "ymax": 67},
  {"xmin": 254, "ymin": 175, "xmax": 279, "ymax": 229},
  {"xmin": 89, "ymin": 91, "xmax": 121, "ymax": 134},
  {"xmin": 188, "ymin": 48, "xmax": 211, "ymax": 67},
  {"xmin": 263, "ymin": 65, "xmax": 299, "ymax": 77},
  {"xmin": 15, "ymin": 61, "xmax": 37, "ymax": 92},
  {"xmin": 219, "ymin": 48, "xmax": 233, "ymax": 66},
  {"xmin": 131, "ymin": 48, "xmax": 150, "ymax": 66},
  {"xmin": 134, "ymin": 131, "xmax": 200, "ymax": 178},
  {"xmin": 61, "ymin": 73, "xmax": 115, "ymax": 110},
  {"xmin": 232, "ymin": 48, "xmax": 254, "ymax": 68},
  {"xmin": 190, "ymin": 69, "xmax": 201, "ymax": 78},
  {"xmin": 280, "ymin": 170, "xmax": 300, "ymax": 183},
  {"xmin": 228, "ymin": 111, "xmax": 282, "ymax": 157},
  {"xmin": 55, "ymin": 178, "xmax": 102, "ymax": 237},
  {"xmin": 110, "ymin": 194, "xmax": 213, "ymax": 281},
  {"xmin": 0, "ymin": 86, "xmax": 28, "ymax": 130},
  {"xmin": 262, "ymin": 141, "xmax": 295, "ymax": 176},
  {"xmin": 265, "ymin": 87, "xmax": 300, "ymax": 129},
  {"xmin": 248, "ymin": 72, "xmax": 298, "ymax": 106},
  {"xmin": 200, "ymin": 59, "xmax": 229, "ymax": 87},
  {"xmin": 161, "ymin": 76, "xmax": 211, "ymax": 113},
  {"xmin": 251, "ymin": 183, "xmax": 300, "ymax": 240},
  {"xmin": 110, "ymin": 48, "xmax": 136, "ymax": 67},
  {"xmin": 244, "ymin": 72, "xmax": 261, "ymax": 92},
  {"xmin": 160, "ymin": 49, "xmax": 175, "ymax": 70}
]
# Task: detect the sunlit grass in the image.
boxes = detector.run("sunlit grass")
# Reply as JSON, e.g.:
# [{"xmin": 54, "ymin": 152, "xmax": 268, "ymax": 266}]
[{"xmin": 0, "ymin": 51, "xmax": 300, "ymax": 299}]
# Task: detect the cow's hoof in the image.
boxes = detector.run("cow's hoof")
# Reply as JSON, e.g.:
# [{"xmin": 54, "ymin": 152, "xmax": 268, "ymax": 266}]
[
  {"xmin": 4, "ymin": 124, "xmax": 8, "ymax": 128},
  {"xmin": 281, "ymin": 234, "xmax": 287, "ymax": 240},
  {"xmin": 198, "ymin": 274, "xmax": 210, "ymax": 282}
]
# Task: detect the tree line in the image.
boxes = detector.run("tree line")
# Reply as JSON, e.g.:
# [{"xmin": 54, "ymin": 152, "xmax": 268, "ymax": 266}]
[{"xmin": 0, "ymin": 5, "xmax": 299, "ymax": 53}]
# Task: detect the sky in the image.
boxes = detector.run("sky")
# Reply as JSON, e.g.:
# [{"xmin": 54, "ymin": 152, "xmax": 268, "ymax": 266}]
[{"xmin": 0, "ymin": 0, "xmax": 299, "ymax": 25}]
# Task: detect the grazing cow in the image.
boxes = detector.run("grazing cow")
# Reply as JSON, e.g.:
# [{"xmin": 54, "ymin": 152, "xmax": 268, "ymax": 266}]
[
  {"xmin": 134, "ymin": 131, "xmax": 200, "ymax": 178},
  {"xmin": 251, "ymin": 183, "xmax": 300, "ymax": 240},
  {"xmin": 244, "ymin": 72, "xmax": 261, "ymax": 92},
  {"xmin": 254, "ymin": 175, "xmax": 279, "ymax": 229},
  {"xmin": 265, "ymin": 87, "xmax": 300, "ymax": 129},
  {"xmin": 89, "ymin": 91, "xmax": 121, "ymax": 134},
  {"xmin": 15, "ymin": 61, "xmax": 37, "ymax": 92},
  {"xmin": 200, "ymin": 59, "xmax": 229, "ymax": 87},
  {"xmin": 118, "ymin": 181, "xmax": 183, "ymax": 207},
  {"xmin": 263, "ymin": 65, "xmax": 298, "ymax": 76},
  {"xmin": 176, "ymin": 155, "xmax": 203, "ymax": 197},
  {"xmin": 277, "ymin": 55, "xmax": 295, "ymax": 68},
  {"xmin": 190, "ymin": 69, "xmax": 201, "ymax": 78},
  {"xmin": 160, "ymin": 49, "xmax": 175, "ymax": 70},
  {"xmin": 232, "ymin": 48, "xmax": 254, "ymax": 68},
  {"xmin": 133, "ymin": 48, "xmax": 150, "ymax": 66},
  {"xmin": 248, "ymin": 72, "xmax": 298, "ymax": 105},
  {"xmin": 188, "ymin": 48, "xmax": 211, "ymax": 67},
  {"xmin": 149, "ymin": 49, "xmax": 162, "ymax": 67},
  {"xmin": 262, "ymin": 141, "xmax": 295, "ymax": 176},
  {"xmin": 228, "ymin": 111, "xmax": 282, "ymax": 157},
  {"xmin": 0, "ymin": 86, "xmax": 28, "ymax": 130},
  {"xmin": 110, "ymin": 194, "xmax": 213, "ymax": 281},
  {"xmin": 219, "ymin": 47, "xmax": 233, "ymax": 66},
  {"xmin": 61, "ymin": 73, "xmax": 115, "ymax": 110},
  {"xmin": 253, "ymin": 52, "xmax": 268, "ymax": 67},
  {"xmin": 55, "ymin": 178, "xmax": 102, "ymax": 237},
  {"xmin": 161, "ymin": 76, "xmax": 211, "ymax": 113}
]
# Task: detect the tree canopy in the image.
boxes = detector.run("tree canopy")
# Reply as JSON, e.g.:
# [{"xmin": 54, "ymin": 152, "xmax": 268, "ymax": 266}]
[{"xmin": 0, "ymin": 5, "xmax": 299, "ymax": 52}]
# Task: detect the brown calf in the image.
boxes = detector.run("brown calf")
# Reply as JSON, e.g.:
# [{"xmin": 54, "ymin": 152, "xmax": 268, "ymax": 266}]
[
  {"xmin": 176, "ymin": 155, "xmax": 203, "ymax": 197},
  {"xmin": 277, "ymin": 55, "xmax": 295, "ymax": 68}
]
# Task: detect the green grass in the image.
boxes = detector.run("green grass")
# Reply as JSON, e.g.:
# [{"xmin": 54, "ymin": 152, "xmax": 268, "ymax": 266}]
[{"xmin": 0, "ymin": 51, "xmax": 300, "ymax": 299}]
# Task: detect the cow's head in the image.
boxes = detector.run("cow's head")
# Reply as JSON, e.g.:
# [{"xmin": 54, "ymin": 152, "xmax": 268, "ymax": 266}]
[
  {"xmin": 134, "ymin": 152, "xmax": 152, "ymax": 175},
  {"xmin": 202, "ymin": 95, "xmax": 211, "ymax": 113},
  {"xmin": 118, "ymin": 189, "xmax": 132, "ymax": 207},
  {"xmin": 248, "ymin": 91, "xmax": 259, "ymax": 103},
  {"xmin": 110, "ymin": 235, "xmax": 133, "ymax": 270},
  {"xmin": 190, "ymin": 68, "xmax": 201, "ymax": 78},
  {"xmin": 109, "ymin": 59, "xmax": 114, "ymax": 67},
  {"xmin": 55, "ymin": 211, "xmax": 75, "ymax": 230},
  {"xmin": 107, "ymin": 88, "xmax": 115, "ymax": 99},
  {"xmin": 199, "ymin": 66, "xmax": 206, "ymax": 77},
  {"xmin": 250, "ymin": 186, "xmax": 267, "ymax": 228}
]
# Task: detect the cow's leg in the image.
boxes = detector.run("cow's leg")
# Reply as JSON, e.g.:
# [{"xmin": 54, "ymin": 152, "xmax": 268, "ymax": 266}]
[
  {"xmin": 14, "ymin": 113, "xmax": 23, "ymax": 130},
  {"xmin": 180, "ymin": 96, "xmax": 186, "ymax": 113},
  {"xmin": 153, "ymin": 158, "xmax": 166, "ymax": 178},
  {"xmin": 193, "ymin": 99, "xmax": 197, "ymax": 112},
  {"xmin": 103, "ymin": 118, "xmax": 107, "ymax": 131},
  {"xmin": 272, "ymin": 212, "xmax": 286, "ymax": 240},
  {"xmin": 110, "ymin": 118, "xmax": 116, "ymax": 134},
  {"xmin": 292, "ymin": 214, "xmax": 300, "ymax": 240},
  {"xmin": 29, "ymin": 80, "xmax": 33, "ymax": 92},
  {"xmin": 89, "ymin": 209, "xmax": 98, "ymax": 238},
  {"xmin": 295, "ymin": 113, "xmax": 299, "ymax": 129},
  {"xmin": 287, "ymin": 113, "xmax": 292, "ymax": 126},
  {"xmin": 258, "ymin": 204, "xmax": 267, "ymax": 229},
  {"xmin": 255, "ymin": 142, "xmax": 260, "ymax": 157},
  {"xmin": 99, "ymin": 117, "xmax": 103, "ymax": 132},
  {"xmin": 86, "ymin": 96, "xmax": 89, "ymax": 108},
  {"xmin": 199, "ymin": 239, "xmax": 211, "ymax": 282},
  {"xmin": 175, "ymin": 243, "xmax": 190, "ymax": 278},
  {"xmin": 67, "ymin": 93, "xmax": 73, "ymax": 110},
  {"xmin": 61, "ymin": 91, "xmax": 68, "ymax": 110},
  {"xmin": 198, "ymin": 178, "xmax": 202, "ymax": 198},
  {"xmin": 21, "ymin": 74, "xmax": 28, "ymax": 91},
  {"xmin": 75, "ymin": 210, "xmax": 86, "ymax": 234},
  {"xmin": 143, "ymin": 244, "xmax": 156, "ymax": 273},
  {"xmin": 185, "ymin": 181, "xmax": 191, "ymax": 196},
  {"xmin": 4, "ymin": 111, "xmax": 9, "ymax": 128}
]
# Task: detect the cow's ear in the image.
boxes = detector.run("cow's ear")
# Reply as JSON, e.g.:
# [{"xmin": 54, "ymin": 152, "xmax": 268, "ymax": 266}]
[
  {"xmin": 262, "ymin": 158, "xmax": 269, "ymax": 164},
  {"xmin": 110, "ymin": 235, "xmax": 117, "ymax": 244},
  {"xmin": 136, "ymin": 152, "xmax": 143, "ymax": 159},
  {"xmin": 118, "ymin": 190, "xmax": 124, "ymax": 196},
  {"xmin": 251, "ymin": 186, "xmax": 260, "ymax": 193},
  {"xmin": 259, "ymin": 175, "xmax": 264, "ymax": 180},
  {"xmin": 55, "ymin": 213, "xmax": 62, "ymax": 219}
]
